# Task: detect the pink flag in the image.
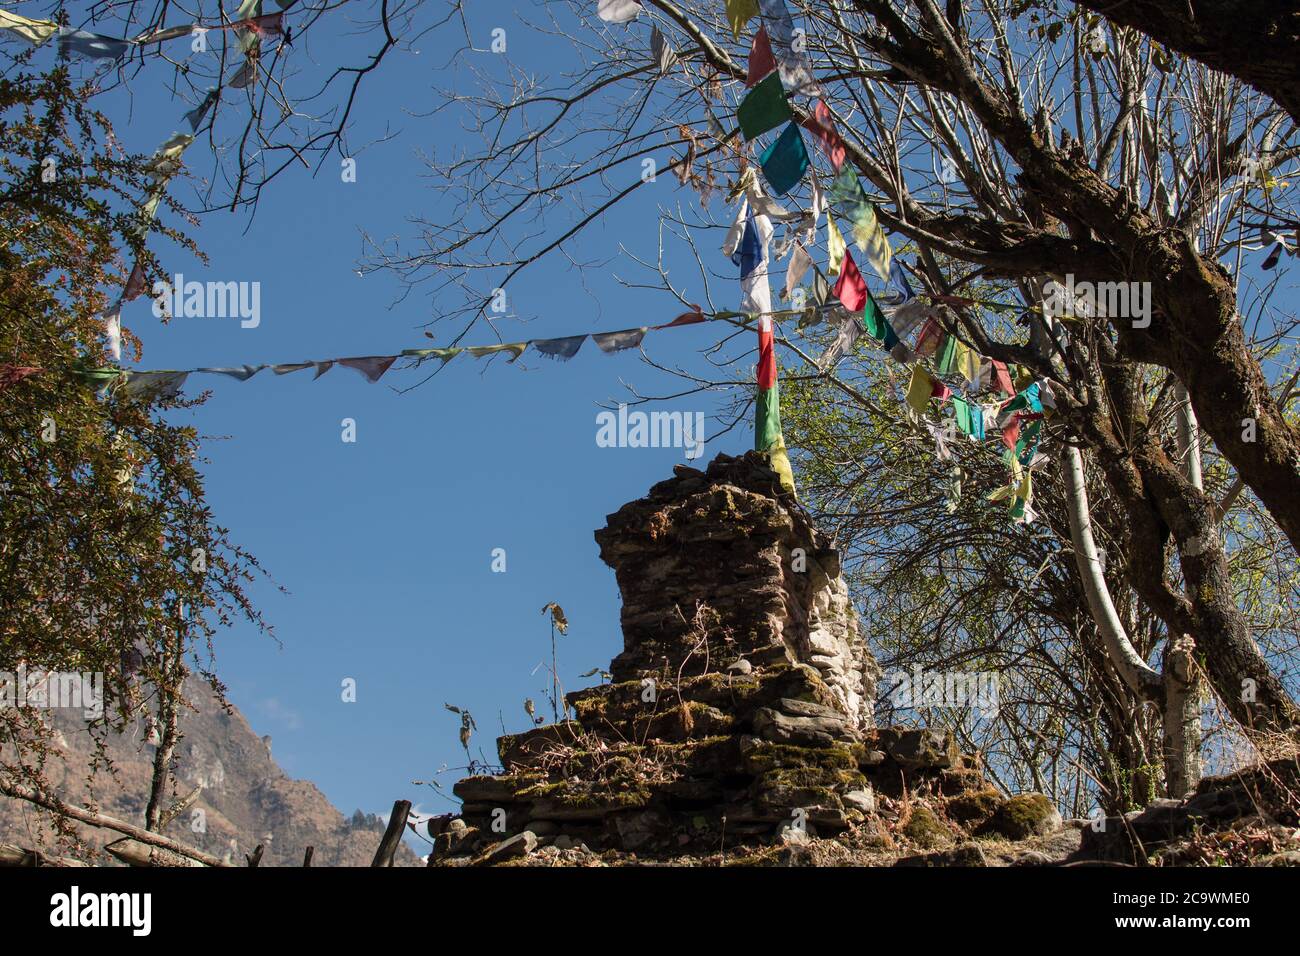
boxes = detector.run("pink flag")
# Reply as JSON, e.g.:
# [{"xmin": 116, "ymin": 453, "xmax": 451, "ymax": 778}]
[
  {"xmin": 801, "ymin": 100, "xmax": 845, "ymax": 170},
  {"xmin": 833, "ymin": 249, "xmax": 867, "ymax": 312},
  {"xmin": 747, "ymin": 26, "xmax": 778, "ymax": 87}
]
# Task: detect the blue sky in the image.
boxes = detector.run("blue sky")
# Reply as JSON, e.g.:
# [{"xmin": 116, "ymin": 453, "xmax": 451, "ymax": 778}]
[{"xmin": 65, "ymin": 2, "xmax": 741, "ymax": 835}]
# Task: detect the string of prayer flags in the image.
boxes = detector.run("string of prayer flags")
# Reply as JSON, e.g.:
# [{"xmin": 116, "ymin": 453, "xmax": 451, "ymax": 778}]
[
  {"xmin": 757, "ymin": 0, "xmax": 819, "ymax": 95},
  {"xmin": 738, "ymin": 72, "xmax": 791, "ymax": 140},
  {"xmin": 832, "ymin": 248, "xmax": 868, "ymax": 312},
  {"xmin": 650, "ymin": 26, "xmax": 677, "ymax": 73},
  {"xmin": 598, "ymin": 0, "xmax": 643, "ymax": 21},
  {"xmin": 758, "ymin": 123, "xmax": 809, "ymax": 196},
  {"xmin": 727, "ymin": 0, "xmax": 760, "ymax": 37},
  {"xmin": 801, "ymin": 101, "xmax": 845, "ymax": 170},
  {"xmin": 0, "ymin": 11, "xmax": 58, "ymax": 47},
  {"xmin": 747, "ymin": 25, "xmax": 778, "ymax": 86},
  {"xmin": 756, "ymin": 312, "xmax": 796, "ymax": 493}
]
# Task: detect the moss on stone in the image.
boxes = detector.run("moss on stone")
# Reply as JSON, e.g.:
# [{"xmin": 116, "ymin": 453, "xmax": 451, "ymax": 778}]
[
  {"xmin": 985, "ymin": 793, "xmax": 1060, "ymax": 840},
  {"xmin": 902, "ymin": 806, "xmax": 951, "ymax": 848},
  {"xmin": 946, "ymin": 788, "xmax": 1004, "ymax": 826}
]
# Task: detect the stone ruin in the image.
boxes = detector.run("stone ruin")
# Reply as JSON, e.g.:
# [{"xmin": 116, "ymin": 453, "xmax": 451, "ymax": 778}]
[{"xmin": 431, "ymin": 453, "xmax": 1023, "ymax": 863}]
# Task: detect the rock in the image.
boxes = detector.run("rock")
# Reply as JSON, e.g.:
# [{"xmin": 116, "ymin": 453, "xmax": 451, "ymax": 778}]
[
  {"xmin": 752, "ymin": 707, "xmax": 846, "ymax": 748},
  {"xmin": 946, "ymin": 788, "xmax": 1004, "ymax": 827},
  {"xmin": 895, "ymin": 843, "xmax": 988, "ymax": 867},
  {"xmin": 880, "ymin": 728, "xmax": 953, "ymax": 770},
  {"xmin": 433, "ymin": 821, "xmax": 477, "ymax": 857},
  {"xmin": 477, "ymin": 831, "xmax": 537, "ymax": 864},
  {"xmin": 902, "ymin": 806, "xmax": 951, "ymax": 848},
  {"xmin": 726, "ymin": 659, "xmax": 753, "ymax": 676},
  {"xmin": 1010, "ymin": 850, "xmax": 1054, "ymax": 866},
  {"xmin": 777, "ymin": 824, "xmax": 812, "ymax": 846},
  {"xmin": 984, "ymin": 793, "xmax": 1062, "ymax": 840},
  {"xmin": 842, "ymin": 789, "xmax": 876, "ymax": 814},
  {"xmin": 612, "ymin": 810, "xmax": 669, "ymax": 851}
]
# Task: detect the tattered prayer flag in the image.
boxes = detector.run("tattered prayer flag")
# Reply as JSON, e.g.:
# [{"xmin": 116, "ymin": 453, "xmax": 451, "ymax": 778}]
[
  {"xmin": 734, "ymin": 207, "xmax": 774, "ymax": 316},
  {"xmin": 783, "ymin": 243, "xmax": 812, "ymax": 300},
  {"xmin": 533, "ymin": 335, "xmax": 587, "ymax": 361},
  {"xmin": 1000, "ymin": 413, "xmax": 1021, "ymax": 451},
  {"xmin": 272, "ymin": 363, "xmax": 313, "ymax": 375},
  {"xmin": 997, "ymin": 382, "xmax": 1042, "ymax": 424},
  {"xmin": 312, "ymin": 361, "xmax": 335, "ymax": 379},
  {"xmin": 58, "ymin": 28, "xmax": 133, "ymax": 61},
  {"xmin": 184, "ymin": 89, "xmax": 220, "ymax": 132},
  {"xmin": 0, "ymin": 11, "xmax": 58, "ymax": 47},
  {"xmin": 727, "ymin": 0, "xmax": 759, "ymax": 37},
  {"xmin": 991, "ymin": 359, "xmax": 1014, "ymax": 396},
  {"xmin": 199, "ymin": 365, "xmax": 265, "ymax": 381},
  {"xmin": 905, "ymin": 366, "xmax": 936, "ymax": 416},
  {"xmin": 955, "ymin": 340, "xmax": 980, "ymax": 384},
  {"xmin": 103, "ymin": 307, "xmax": 122, "ymax": 361},
  {"xmin": 758, "ymin": 122, "xmax": 809, "ymax": 196},
  {"xmin": 847, "ymin": 200, "xmax": 892, "ymax": 281},
  {"xmin": 747, "ymin": 25, "xmax": 778, "ymax": 86},
  {"xmin": 593, "ymin": 328, "xmax": 648, "ymax": 353},
  {"xmin": 914, "ymin": 317, "xmax": 944, "ymax": 357},
  {"xmin": 723, "ymin": 196, "xmax": 751, "ymax": 257},
  {"xmin": 832, "ymin": 249, "xmax": 867, "ymax": 312},
  {"xmin": 757, "ymin": 0, "xmax": 819, "ymax": 94},
  {"xmin": 123, "ymin": 371, "xmax": 188, "ymax": 400},
  {"xmin": 650, "ymin": 26, "xmax": 677, "ymax": 73},
  {"xmin": 862, "ymin": 290, "xmax": 899, "ymax": 349},
  {"xmin": 598, "ymin": 0, "xmax": 642, "ymax": 22},
  {"xmin": 829, "ymin": 164, "xmax": 867, "ymax": 205},
  {"xmin": 886, "ymin": 259, "xmax": 916, "ymax": 304},
  {"xmin": 738, "ymin": 72, "xmax": 791, "ymax": 140},
  {"xmin": 819, "ymin": 309, "xmax": 861, "ymax": 369},
  {"xmin": 402, "ymin": 347, "xmax": 462, "ymax": 365},
  {"xmin": 339, "ymin": 356, "xmax": 399, "ymax": 382},
  {"xmin": 826, "ymin": 212, "xmax": 845, "ymax": 275},
  {"xmin": 936, "ymin": 334, "xmax": 958, "ymax": 376},
  {"xmin": 655, "ymin": 305, "xmax": 706, "ymax": 329},
  {"xmin": 952, "ymin": 396, "xmax": 984, "ymax": 440},
  {"xmin": 1263, "ymin": 241, "xmax": 1284, "ymax": 270},
  {"xmin": 123, "ymin": 260, "xmax": 148, "ymax": 302},
  {"xmin": 467, "ymin": 343, "xmax": 528, "ymax": 362},
  {"xmin": 801, "ymin": 100, "xmax": 845, "ymax": 169},
  {"xmin": 756, "ymin": 314, "xmax": 795, "ymax": 493}
]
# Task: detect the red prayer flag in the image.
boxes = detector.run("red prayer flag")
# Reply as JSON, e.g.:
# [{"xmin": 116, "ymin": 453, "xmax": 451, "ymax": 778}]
[
  {"xmin": 801, "ymin": 100, "xmax": 845, "ymax": 170},
  {"xmin": 757, "ymin": 316, "xmax": 777, "ymax": 390},
  {"xmin": 654, "ymin": 304, "xmax": 705, "ymax": 329},
  {"xmin": 0, "ymin": 365, "xmax": 41, "ymax": 391},
  {"xmin": 991, "ymin": 359, "xmax": 1014, "ymax": 396},
  {"xmin": 833, "ymin": 249, "xmax": 867, "ymax": 312},
  {"xmin": 747, "ymin": 26, "xmax": 778, "ymax": 87}
]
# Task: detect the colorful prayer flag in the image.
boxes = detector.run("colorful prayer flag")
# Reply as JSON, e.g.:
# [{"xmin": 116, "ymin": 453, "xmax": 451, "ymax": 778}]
[
  {"xmin": 832, "ymin": 249, "xmax": 867, "ymax": 312},
  {"xmin": 0, "ymin": 11, "xmax": 58, "ymax": 47},
  {"xmin": 755, "ymin": 313, "xmax": 795, "ymax": 493},
  {"xmin": 801, "ymin": 100, "xmax": 845, "ymax": 169},
  {"xmin": 758, "ymin": 122, "xmax": 809, "ymax": 196},
  {"xmin": 826, "ymin": 212, "xmax": 845, "ymax": 275},
  {"xmin": 747, "ymin": 25, "xmax": 778, "ymax": 86},
  {"xmin": 727, "ymin": 0, "xmax": 760, "ymax": 37},
  {"xmin": 737, "ymin": 72, "xmax": 791, "ymax": 140}
]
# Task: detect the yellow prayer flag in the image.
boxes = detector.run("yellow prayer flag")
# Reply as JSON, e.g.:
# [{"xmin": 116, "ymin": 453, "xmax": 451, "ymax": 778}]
[
  {"xmin": 0, "ymin": 10, "xmax": 59, "ymax": 47},
  {"xmin": 826, "ymin": 213, "xmax": 846, "ymax": 275},
  {"xmin": 726, "ymin": 0, "xmax": 759, "ymax": 37},
  {"xmin": 905, "ymin": 365, "xmax": 934, "ymax": 416}
]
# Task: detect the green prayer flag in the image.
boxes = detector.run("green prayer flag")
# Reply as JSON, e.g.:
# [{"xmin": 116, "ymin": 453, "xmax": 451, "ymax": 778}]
[
  {"xmin": 738, "ymin": 72, "xmax": 791, "ymax": 140},
  {"xmin": 936, "ymin": 333, "xmax": 958, "ymax": 376}
]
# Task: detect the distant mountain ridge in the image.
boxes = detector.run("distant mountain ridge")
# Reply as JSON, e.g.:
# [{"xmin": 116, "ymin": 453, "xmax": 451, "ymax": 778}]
[{"xmin": 0, "ymin": 676, "xmax": 420, "ymax": 866}]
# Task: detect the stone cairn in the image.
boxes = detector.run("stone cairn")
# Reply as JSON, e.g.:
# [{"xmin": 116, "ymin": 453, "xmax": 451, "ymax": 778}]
[{"xmin": 433, "ymin": 453, "xmax": 993, "ymax": 862}]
